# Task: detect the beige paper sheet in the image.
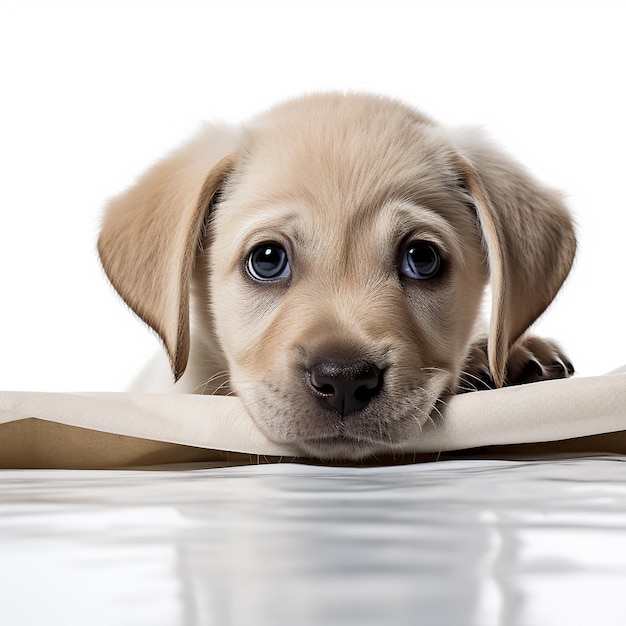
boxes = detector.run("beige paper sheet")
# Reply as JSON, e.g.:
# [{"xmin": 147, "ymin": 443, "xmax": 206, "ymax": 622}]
[{"xmin": 1, "ymin": 368, "xmax": 625, "ymax": 468}]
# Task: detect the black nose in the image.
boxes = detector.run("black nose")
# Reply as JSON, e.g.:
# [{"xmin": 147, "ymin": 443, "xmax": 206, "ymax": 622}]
[{"xmin": 307, "ymin": 359, "xmax": 383, "ymax": 416}]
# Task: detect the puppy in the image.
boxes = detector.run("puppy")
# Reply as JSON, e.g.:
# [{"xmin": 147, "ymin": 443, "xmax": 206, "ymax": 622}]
[{"xmin": 98, "ymin": 93, "xmax": 576, "ymax": 460}]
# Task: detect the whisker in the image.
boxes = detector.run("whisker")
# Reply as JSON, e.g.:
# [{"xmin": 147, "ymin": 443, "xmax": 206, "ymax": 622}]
[
  {"xmin": 435, "ymin": 396, "xmax": 449, "ymax": 408},
  {"xmin": 459, "ymin": 369, "xmax": 491, "ymax": 386},
  {"xmin": 456, "ymin": 382, "xmax": 478, "ymax": 393},
  {"xmin": 407, "ymin": 401, "xmax": 431, "ymax": 432},
  {"xmin": 193, "ymin": 370, "xmax": 230, "ymax": 394},
  {"xmin": 430, "ymin": 403, "xmax": 444, "ymax": 425},
  {"xmin": 419, "ymin": 366, "xmax": 449, "ymax": 374},
  {"xmin": 211, "ymin": 378, "xmax": 232, "ymax": 396}
]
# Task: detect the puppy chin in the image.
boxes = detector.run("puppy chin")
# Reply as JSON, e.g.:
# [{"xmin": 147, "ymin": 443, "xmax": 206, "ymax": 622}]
[{"xmin": 294, "ymin": 435, "xmax": 403, "ymax": 462}]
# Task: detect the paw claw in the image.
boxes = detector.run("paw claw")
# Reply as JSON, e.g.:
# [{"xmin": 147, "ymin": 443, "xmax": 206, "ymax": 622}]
[
  {"xmin": 460, "ymin": 335, "xmax": 574, "ymax": 394},
  {"xmin": 527, "ymin": 359, "xmax": 544, "ymax": 377},
  {"xmin": 506, "ymin": 337, "xmax": 574, "ymax": 386}
]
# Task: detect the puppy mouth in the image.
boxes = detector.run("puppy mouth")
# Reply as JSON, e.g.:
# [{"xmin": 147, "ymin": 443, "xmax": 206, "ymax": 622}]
[
  {"xmin": 292, "ymin": 403, "xmax": 439, "ymax": 461},
  {"xmin": 296, "ymin": 433, "xmax": 393, "ymax": 461}
]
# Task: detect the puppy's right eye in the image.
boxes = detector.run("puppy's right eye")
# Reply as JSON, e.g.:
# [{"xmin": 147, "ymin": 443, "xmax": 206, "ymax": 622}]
[
  {"xmin": 247, "ymin": 243, "xmax": 291, "ymax": 281},
  {"xmin": 400, "ymin": 241, "xmax": 442, "ymax": 280}
]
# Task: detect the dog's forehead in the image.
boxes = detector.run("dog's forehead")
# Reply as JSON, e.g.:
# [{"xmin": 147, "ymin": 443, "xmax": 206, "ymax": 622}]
[
  {"xmin": 244, "ymin": 96, "xmax": 450, "ymax": 203},
  {"xmin": 226, "ymin": 96, "xmax": 461, "ymax": 230}
]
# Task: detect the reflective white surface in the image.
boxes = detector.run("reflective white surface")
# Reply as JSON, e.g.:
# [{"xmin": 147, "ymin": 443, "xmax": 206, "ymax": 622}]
[{"xmin": 2, "ymin": 458, "xmax": 626, "ymax": 626}]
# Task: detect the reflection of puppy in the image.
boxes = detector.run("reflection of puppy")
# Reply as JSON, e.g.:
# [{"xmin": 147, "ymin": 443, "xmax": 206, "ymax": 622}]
[{"xmin": 98, "ymin": 93, "xmax": 576, "ymax": 460}]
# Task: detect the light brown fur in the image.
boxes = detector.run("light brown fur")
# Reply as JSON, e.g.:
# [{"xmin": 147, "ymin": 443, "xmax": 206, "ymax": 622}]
[{"xmin": 98, "ymin": 93, "xmax": 576, "ymax": 460}]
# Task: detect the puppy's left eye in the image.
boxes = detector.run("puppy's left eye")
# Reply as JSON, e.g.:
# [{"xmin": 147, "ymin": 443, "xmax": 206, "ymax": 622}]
[
  {"xmin": 247, "ymin": 243, "xmax": 291, "ymax": 281},
  {"xmin": 400, "ymin": 241, "xmax": 442, "ymax": 280}
]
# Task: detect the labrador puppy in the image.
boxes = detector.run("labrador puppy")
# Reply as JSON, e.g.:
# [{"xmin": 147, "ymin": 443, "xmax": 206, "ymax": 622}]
[{"xmin": 98, "ymin": 93, "xmax": 576, "ymax": 460}]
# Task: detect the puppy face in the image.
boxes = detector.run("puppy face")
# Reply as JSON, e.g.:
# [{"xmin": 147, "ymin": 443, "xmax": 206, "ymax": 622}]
[
  {"xmin": 99, "ymin": 94, "xmax": 576, "ymax": 460},
  {"xmin": 206, "ymin": 99, "xmax": 487, "ymax": 458}
]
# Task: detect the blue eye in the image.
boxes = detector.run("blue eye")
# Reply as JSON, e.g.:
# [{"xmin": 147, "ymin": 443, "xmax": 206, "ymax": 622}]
[
  {"xmin": 247, "ymin": 244, "xmax": 291, "ymax": 281},
  {"xmin": 400, "ymin": 241, "xmax": 442, "ymax": 280}
]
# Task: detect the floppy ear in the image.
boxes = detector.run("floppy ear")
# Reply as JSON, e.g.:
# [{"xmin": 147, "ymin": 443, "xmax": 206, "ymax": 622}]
[
  {"xmin": 452, "ymin": 132, "xmax": 576, "ymax": 387},
  {"xmin": 98, "ymin": 126, "xmax": 238, "ymax": 381}
]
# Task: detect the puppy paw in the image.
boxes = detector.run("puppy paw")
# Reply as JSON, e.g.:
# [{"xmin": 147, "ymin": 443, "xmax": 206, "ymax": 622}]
[
  {"xmin": 458, "ymin": 335, "xmax": 574, "ymax": 393},
  {"xmin": 503, "ymin": 335, "xmax": 574, "ymax": 386}
]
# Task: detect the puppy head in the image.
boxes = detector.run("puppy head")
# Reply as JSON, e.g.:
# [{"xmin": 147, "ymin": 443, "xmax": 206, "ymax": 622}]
[{"xmin": 99, "ymin": 93, "xmax": 575, "ymax": 460}]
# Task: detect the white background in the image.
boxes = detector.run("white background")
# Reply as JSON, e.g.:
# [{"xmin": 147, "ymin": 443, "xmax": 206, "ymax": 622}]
[{"xmin": 1, "ymin": 1, "xmax": 624, "ymax": 392}]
